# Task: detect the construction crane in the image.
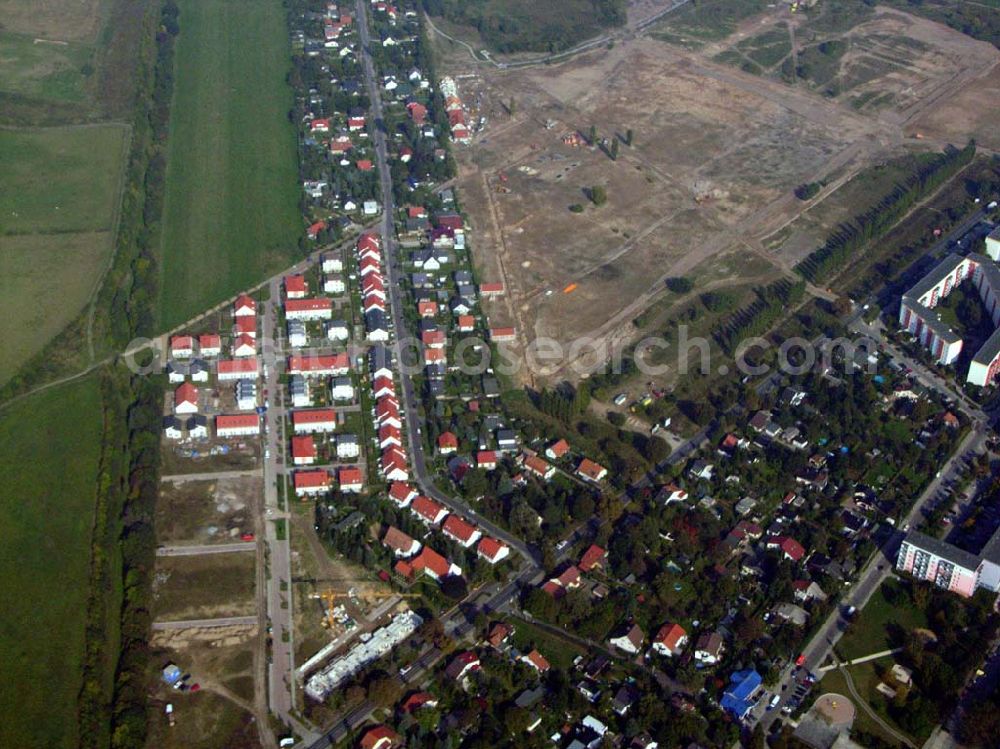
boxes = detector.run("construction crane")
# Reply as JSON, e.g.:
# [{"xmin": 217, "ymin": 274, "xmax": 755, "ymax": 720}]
[{"xmin": 309, "ymin": 588, "xmax": 419, "ymax": 629}]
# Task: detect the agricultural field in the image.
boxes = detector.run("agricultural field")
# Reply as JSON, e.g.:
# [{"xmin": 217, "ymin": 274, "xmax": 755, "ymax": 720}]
[
  {"xmin": 0, "ymin": 376, "xmax": 104, "ymax": 749},
  {"xmin": 0, "ymin": 123, "xmax": 129, "ymax": 384},
  {"xmin": 157, "ymin": 0, "xmax": 301, "ymax": 330},
  {"xmin": 156, "ymin": 477, "xmax": 261, "ymax": 547},
  {"xmin": 152, "ymin": 553, "xmax": 257, "ymax": 622}
]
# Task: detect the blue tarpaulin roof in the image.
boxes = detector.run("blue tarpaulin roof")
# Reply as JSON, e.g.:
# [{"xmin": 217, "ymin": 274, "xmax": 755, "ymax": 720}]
[{"xmin": 720, "ymin": 669, "xmax": 762, "ymax": 719}]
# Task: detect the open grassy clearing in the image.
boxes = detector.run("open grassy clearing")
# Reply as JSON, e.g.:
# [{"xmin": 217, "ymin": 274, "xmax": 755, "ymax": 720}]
[
  {"xmin": 837, "ymin": 579, "xmax": 927, "ymax": 661},
  {"xmin": 0, "ymin": 123, "xmax": 128, "ymax": 383},
  {"xmin": 0, "ymin": 376, "xmax": 104, "ymax": 749},
  {"xmin": 818, "ymin": 667, "xmax": 907, "ymax": 747},
  {"xmin": 0, "ymin": 125, "xmax": 127, "ymax": 234},
  {"xmin": 152, "ymin": 553, "xmax": 257, "ymax": 621},
  {"xmin": 155, "ymin": 477, "xmax": 260, "ymax": 546},
  {"xmin": 145, "ymin": 688, "xmax": 259, "ymax": 749},
  {"xmin": 0, "ymin": 0, "xmax": 107, "ymax": 42},
  {"xmin": 508, "ymin": 617, "xmax": 587, "ymax": 671},
  {"xmin": 651, "ymin": 0, "xmax": 769, "ymax": 42},
  {"xmin": 0, "ymin": 32, "xmax": 96, "ymax": 104},
  {"xmin": 157, "ymin": 0, "xmax": 300, "ymax": 330},
  {"xmin": 680, "ymin": 3, "xmax": 998, "ymax": 114}
]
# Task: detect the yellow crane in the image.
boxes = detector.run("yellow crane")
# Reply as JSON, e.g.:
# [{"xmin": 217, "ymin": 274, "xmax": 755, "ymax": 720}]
[{"xmin": 309, "ymin": 588, "xmax": 420, "ymax": 629}]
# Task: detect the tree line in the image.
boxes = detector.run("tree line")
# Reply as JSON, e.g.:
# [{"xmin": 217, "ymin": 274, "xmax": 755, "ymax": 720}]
[
  {"xmin": 795, "ymin": 141, "xmax": 976, "ymax": 284},
  {"xmin": 76, "ymin": 3, "xmax": 179, "ymax": 746},
  {"xmin": 715, "ymin": 279, "xmax": 806, "ymax": 353}
]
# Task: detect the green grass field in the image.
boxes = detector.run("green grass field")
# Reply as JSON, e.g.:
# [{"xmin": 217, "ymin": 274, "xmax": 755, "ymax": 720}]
[
  {"xmin": 0, "ymin": 377, "xmax": 104, "ymax": 749},
  {"xmin": 157, "ymin": 0, "xmax": 301, "ymax": 330},
  {"xmin": 0, "ymin": 124, "xmax": 128, "ymax": 383},
  {"xmin": 0, "ymin": 32, "xmax": 96, "ymax": 105},
  {"xmin": 837, "ymin": 579, "xmax": 928, "ymax": 661}
]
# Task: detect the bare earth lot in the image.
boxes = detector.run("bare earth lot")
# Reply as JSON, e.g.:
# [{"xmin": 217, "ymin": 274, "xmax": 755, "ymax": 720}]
[
  {"xmin": 156, "ymin": 477, "xmax": 262, "ymax": 547},
  {"xmin": 437, "ymin": 3, "xmax": 999, "ymax": 383},
  {"xmin": 152, "ymin": 553, "xmax": 257, "ymax": 622}
]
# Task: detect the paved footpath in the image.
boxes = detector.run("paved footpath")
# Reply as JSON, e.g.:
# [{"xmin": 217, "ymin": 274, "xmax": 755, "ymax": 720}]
[
  {"xmin": 152, "ymin": 616, "xmax": 257, "ymax": 630},
  {"xmin": 156, "ymin": 542, "xmax": 256, "ymax": 557},
  {"xmin": 161, "ymin": 468, "xmax": 262, "ymax": 483}
]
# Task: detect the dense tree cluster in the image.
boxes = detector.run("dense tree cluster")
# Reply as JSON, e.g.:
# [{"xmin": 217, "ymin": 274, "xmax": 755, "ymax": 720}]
[
  {"xmin": 796, "ymin": 141, "xmax": 976, "ymax": 283},
  {"xmin": 421, "ymin": 0, "xmax": 626, "ymax": 53}
]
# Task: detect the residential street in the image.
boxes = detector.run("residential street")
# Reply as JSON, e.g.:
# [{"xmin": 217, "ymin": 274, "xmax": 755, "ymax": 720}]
[{"xmin": 355, "ymin": 0, "xmax": 541, "ymax": 569}]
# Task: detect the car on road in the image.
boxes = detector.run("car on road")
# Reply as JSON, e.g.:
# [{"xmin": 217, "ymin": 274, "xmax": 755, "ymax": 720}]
[
  {"xmin": 795, "ymin": 653, "xmax": 806, "ymax": 667},
  {"xmin": 767, "ymin": 694, "xmax": 781, "ymax": 710}
]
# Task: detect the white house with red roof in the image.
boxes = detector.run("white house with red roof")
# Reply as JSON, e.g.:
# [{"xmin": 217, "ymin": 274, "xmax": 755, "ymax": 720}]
[
  {"xmin": 234, "ymin": 316, "xmax": 257, "ymax": 340},
  {"xmin": 291, "ymin": 408, "xmax": 337, "ymax": 434},
  {"xmin": 545, "ymin": 438, "xmax": 570, "ymax": 460},
  {"xmin": 233, "ymin": 294, "xmax": 256, "ymax": 317},
  {"xmin": 372, "ymin": 376, "xmax": 396, "ymax": 399},
  {"xmin": 291, "ymin": 435, "xmax": 317, "ymax": 466},
  {"xmin": 477, "ymin": 537, "xmax": 509, "ymax": 564},
  {"xmin": 523, "ymin": 455, "xmax": 555, "ymax": 481},
  {"xmin": 476, "ymin": 450, "xmax": 497, "ymax": 471},
  {"xmin": 443, "ymin": 650, "xmax": 480, "ymax": 682},
  {"xmin": 285, "ymin": 298, "xmax": 333, "ymax": 321},
  {"xmin": 577, "ymin": 458, "xmax": 608, "ymax": 482},
  {"xmin": 388, "ymin": 482, "xmax": 417, "ymax": 508},
  {"xmin": 216, "ymin": 413, "xmax": 260, "ymax": 438},
  {"xmin": 398, "ymin": 547, "xmax": 462, "ymax": 582},
  {"xmin": 381, "ymin": 447, "xmax": 409, "ymax": 481},
  {"xmin": 457, "ymin": 315, "xmax": 475, "ymax": 332},
  {"xmin": 442, "ymin": 515, "xmax": 481, "ymax": 548},
  {"xmin": 338, "ymin": 466, "xmax": 364, "ymax": 493},
  {"xmin": 651, "ymin": 623, "xmax": 688, "ymax": 657},
  {"xmin": 489, "ymin": 327, "xmax": 516, "ymax": 342},
  {"xmin": 521, "ymin": 649, "xmax": 551, "ymax": 673},
  {"xmin": 310, "ymin": 118, "xmax": 330, "ymax": 133},
  {"xmin": 294, "ymin": 470, "xmax": 331, "ymax": 497},
  {"xmin": 287, "ymin": 353, "xmax": 349, "ymax": 377},
  {"xmin": 173, "ymin": 382, "xmax": 199, "ymax": 414},
  {"xmin": 284, "ymin": 274, "xmax": 308, "ymax": 299},
  {"xmin": 479, "ymin": 282, "xmax": 504, "ymax": 297},
  {"xmin": 170, "ymin": 335, "xmax": 194, "ymax": 359},
  {"xmin": 437, "ymin": 431, "xmax": 458, "ymax": 455},
  {"xmin": 375, "ymin": 398, "xmax": 402, "ymax": 429},
  {"xmin": 218, "ymin": 358, "xmax": 259, "ymax": 381},
  {"xmin": 233, "ymin": 334, "xmax": 256, "ymax": 357},
  {"xmin": 375, "ymin": 422, "xmax": 400, "ymax": 447},
  {"xmin": 199, "ymin": 333, "xmax": 221, "ymax": 357},
  {"xmin": 411, "ymin": 495, "xmax": 448, "ymax": 526}
]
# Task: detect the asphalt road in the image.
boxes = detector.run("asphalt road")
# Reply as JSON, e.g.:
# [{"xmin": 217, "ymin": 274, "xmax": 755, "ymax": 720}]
[{"xmin": 355, "ymin": 0, "xmax": 541, "ymax": 570}]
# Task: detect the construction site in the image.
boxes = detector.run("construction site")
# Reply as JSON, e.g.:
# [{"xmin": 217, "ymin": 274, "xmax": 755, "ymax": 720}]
[{"xmin": 431, "ymin": 2, "xmax": 1000, "ymax": 385}]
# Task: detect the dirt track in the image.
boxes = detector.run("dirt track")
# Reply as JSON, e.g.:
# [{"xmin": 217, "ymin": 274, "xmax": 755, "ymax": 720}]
[{"xmin": 435, "ymin": 3, "xmax": 999, "ymax": 384}]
